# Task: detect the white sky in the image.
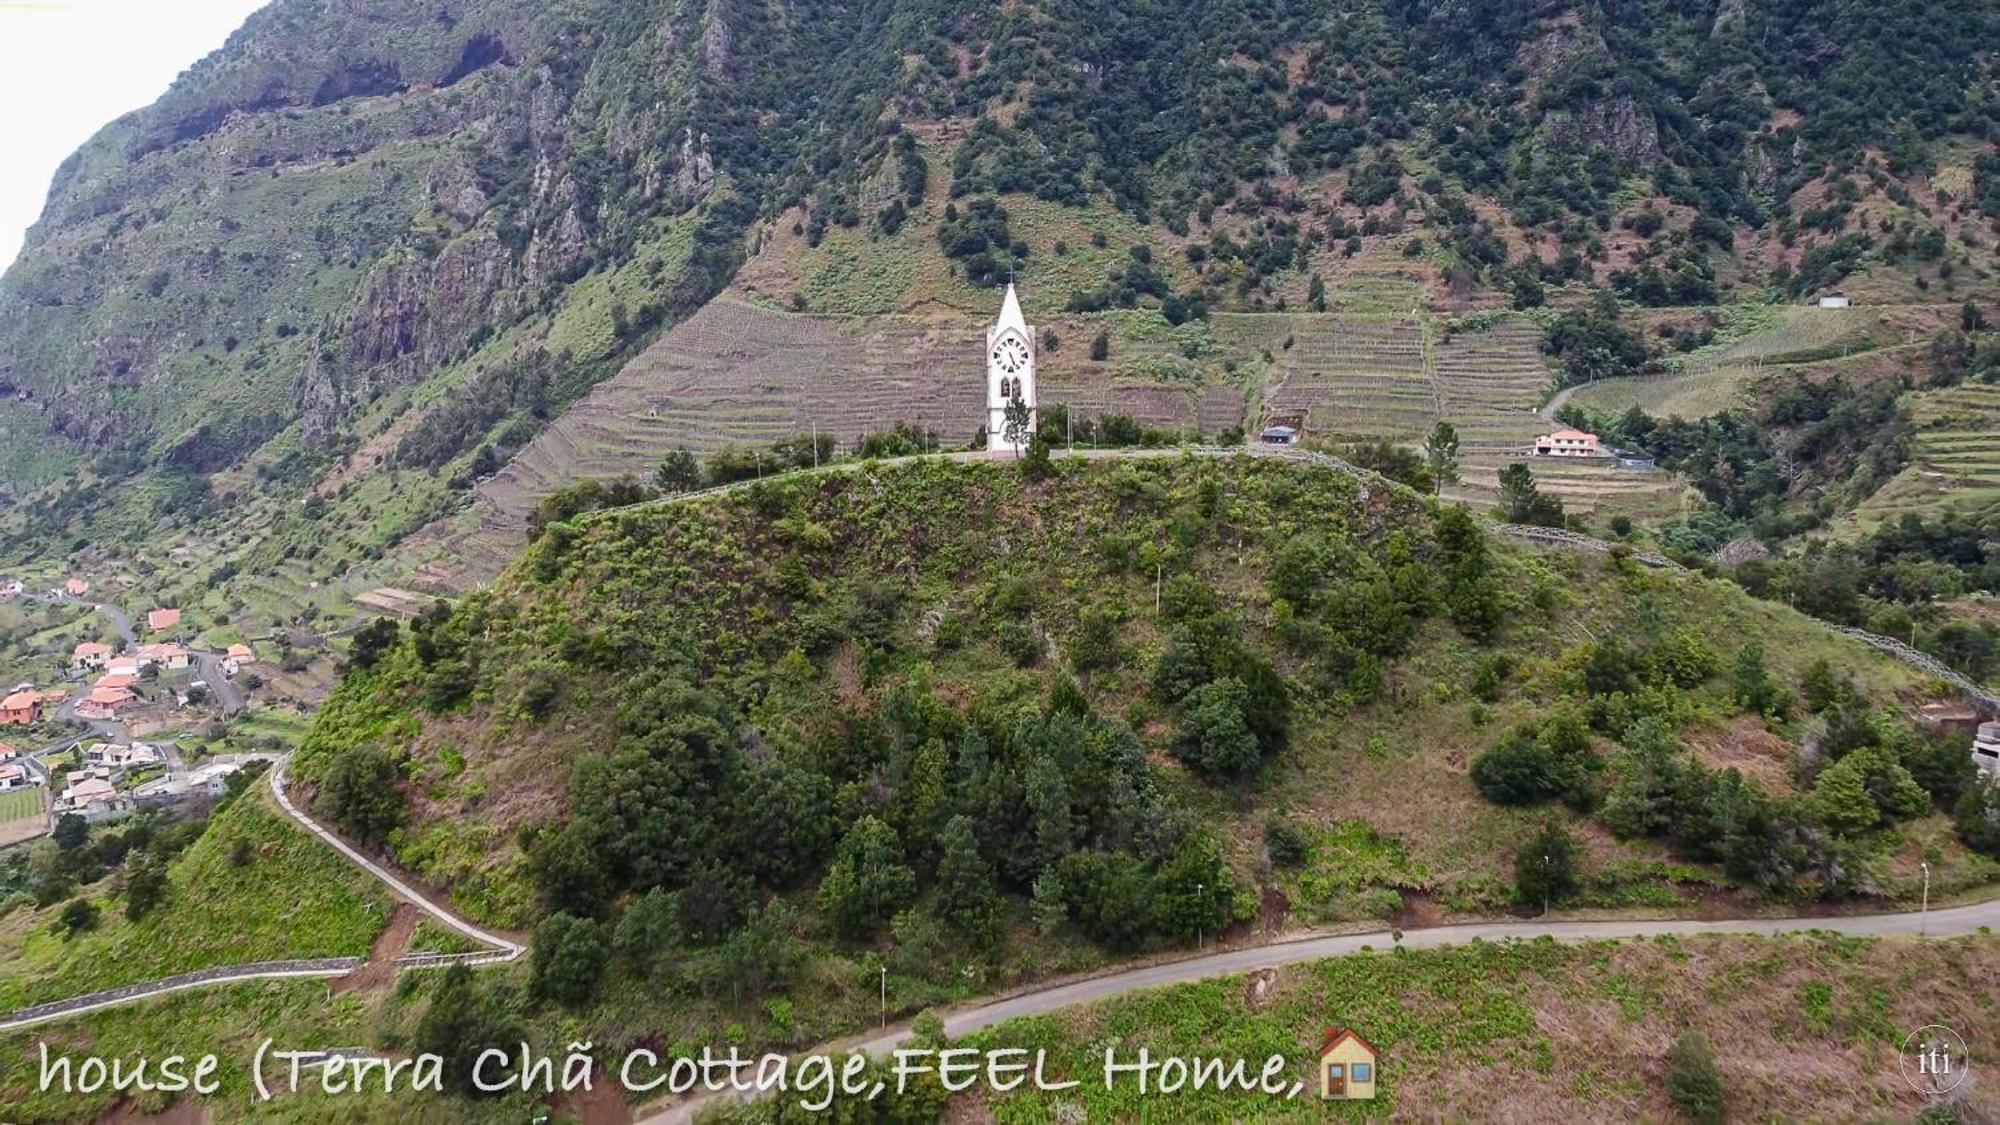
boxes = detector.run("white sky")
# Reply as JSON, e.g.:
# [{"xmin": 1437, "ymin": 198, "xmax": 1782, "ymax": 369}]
[{"xmin": 0, "ymin": 0, "xmax": 269, "ymax": 271}]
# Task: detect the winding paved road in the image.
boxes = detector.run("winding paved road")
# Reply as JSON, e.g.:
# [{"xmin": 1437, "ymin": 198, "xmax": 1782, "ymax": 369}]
[
  {"xmin": 639, "ymin": 897, "xmax": 2000, "ymax": 1123},
  {"xmin": 265, "ymin": 757, "xmax": 522, "ymax": 962},
  {"xmin": 0, "ymin": 758, "xmax": 521, "ymax": 1032}
]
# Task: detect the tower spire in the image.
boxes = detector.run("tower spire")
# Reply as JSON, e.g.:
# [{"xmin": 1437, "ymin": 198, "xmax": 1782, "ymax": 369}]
[{"xmin": 997, "ymin": 281, "xmax": 1027, "ymax": 336}]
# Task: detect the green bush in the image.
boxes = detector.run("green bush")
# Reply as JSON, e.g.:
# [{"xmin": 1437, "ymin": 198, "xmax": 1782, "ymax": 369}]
[{"xmin": 1664, "ymin": 1031, "xmax": 1725, "ymax": 1123}]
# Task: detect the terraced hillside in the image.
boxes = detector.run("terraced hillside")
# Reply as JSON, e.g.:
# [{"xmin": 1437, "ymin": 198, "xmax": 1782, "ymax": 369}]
[
  {"xmin": 407, "ymin": 302, "xmax": 1558, "ymax": 586},
  {"xmin": 420, "ymin": 295, "xmax": 1250, "ymax": 582},
  {"xmin": 1446, "ymin": 452, "xmax": 1692, "ymax": 524},
  {"xmin": 1238, "ymin": 314, "xmax": 1436, "ymax": 439},
  {"xmin": 1237, "ymin": 313, "xmax": 1549, "ymax": 444},
  {"xmin": 1432, "ymin": 317, "xmax": 1553, "ymax": 442},
  {"xmin": 1570, "ymin": 304, "xmax": 1953, "ymax": 421},
  {"xmin": 1857, "ymin": 381, "xmax": 2000, "ymax": 526}
]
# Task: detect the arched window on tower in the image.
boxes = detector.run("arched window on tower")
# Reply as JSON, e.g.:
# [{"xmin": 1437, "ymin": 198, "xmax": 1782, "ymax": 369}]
[{"xmin": 1000, "ymin": 377, "xmax": 1013, "ymax": 399}]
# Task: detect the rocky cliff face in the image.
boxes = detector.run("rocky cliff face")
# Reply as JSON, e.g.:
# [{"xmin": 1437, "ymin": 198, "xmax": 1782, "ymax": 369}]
[{"xmin": 0, "ymin": 0, "xmax": 777, "ymax": 464}]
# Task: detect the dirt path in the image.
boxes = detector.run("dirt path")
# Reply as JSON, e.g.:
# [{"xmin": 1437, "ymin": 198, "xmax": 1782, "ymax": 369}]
[{"xmin": 331, "ymin": 902, "xmax": 421, "ymax": 994}]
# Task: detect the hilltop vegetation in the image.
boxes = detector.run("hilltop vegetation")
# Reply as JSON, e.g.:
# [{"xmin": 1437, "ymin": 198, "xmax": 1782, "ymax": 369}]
[{"xmin": 284, "ymin": 454, "xmax": 1997, "ymax": 1070}]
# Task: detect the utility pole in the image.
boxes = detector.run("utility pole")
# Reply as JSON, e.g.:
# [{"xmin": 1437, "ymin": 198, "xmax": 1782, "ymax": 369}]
[
  {"xmin": 1543, "ymin": 854, "xmax": 1551, "ymax": 917},
  {"xmin": 1920, "ymin": 861, "xmax": 1930, "ymax": 938},
  {"xmin": 879, "ymin": 965, "xmax": 888, "ymax": 1029},
  {"xmin": 1197, "ymin": 882, "xmax": 1205, "ymax": 949},
  {"xmin": 812, "ymin": 419, "xmax": 820, "ymax": 469}
]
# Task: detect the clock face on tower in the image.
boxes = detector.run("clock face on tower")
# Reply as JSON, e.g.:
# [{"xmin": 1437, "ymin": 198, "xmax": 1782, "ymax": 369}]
[{"xmin": 991, "ymin": 334, "xmax": 1030, "ymax": 375}]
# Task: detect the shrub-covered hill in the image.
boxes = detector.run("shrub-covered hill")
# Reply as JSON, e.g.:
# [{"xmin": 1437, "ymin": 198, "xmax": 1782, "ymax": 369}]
[{"xmin": 294, "ymin": 453, "xmax": 1996, "ymax": 994}]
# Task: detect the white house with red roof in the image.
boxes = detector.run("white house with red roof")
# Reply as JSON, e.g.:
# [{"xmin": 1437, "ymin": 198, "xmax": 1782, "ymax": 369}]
[{"xmin": 1533, "ymin": 428, "xmax": 1602, "ymax": 458}]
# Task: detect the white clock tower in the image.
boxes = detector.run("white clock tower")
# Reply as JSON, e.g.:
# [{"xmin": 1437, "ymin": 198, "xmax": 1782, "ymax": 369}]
[{"xmin": 986, "ymin": 282, "xmax": 1037, "ymax": 453}]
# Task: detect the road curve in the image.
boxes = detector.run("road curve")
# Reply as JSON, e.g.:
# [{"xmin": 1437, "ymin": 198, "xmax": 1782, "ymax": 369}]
[
  {"xmin": 0, "ymin": 759, "xmax": 523, "ymax": 1033},
  {"xmin": 266, "ymin": 757, "xmax": 522, "ymax": 961},
  {"xmin": 639, "ymin": 896, "xmax": 2000, "ymax": 1124}
]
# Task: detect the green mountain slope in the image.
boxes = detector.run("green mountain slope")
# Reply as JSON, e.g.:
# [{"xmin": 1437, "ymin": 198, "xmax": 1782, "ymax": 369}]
[{"xmin": 2, "ymin": 0, "xmax": 1995, "ymax": 621}]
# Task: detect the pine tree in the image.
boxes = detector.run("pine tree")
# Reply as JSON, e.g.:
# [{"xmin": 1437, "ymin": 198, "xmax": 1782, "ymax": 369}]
[
  {"xmin": 1424, "ymin": 421, "xmax": 1460, "ymax": 495},
  {"xmin": 123, "ymin": 850, "xmax": 167, "ymax": 921},
  {"xmin": 1024, "ymin": 753, "xmax": 1075, "ymax": 875},
  {"xmin": 612, "ymin": 887, "xmax": 680, "ymax": 977},
  {"xmin": 1030, "ymin": 869, "xmax": 1069, "ymax": 935},
  {"xmin": 819, "ymin": 817, "xmax": 917, "ymax": 940},
  {"xmin": 935, "ymin": 815, "xmax": 1000, "ymax": 946},
  {"xmin": 1514, "ymin": 820, "xmax": 1581, "ymax": 910}
]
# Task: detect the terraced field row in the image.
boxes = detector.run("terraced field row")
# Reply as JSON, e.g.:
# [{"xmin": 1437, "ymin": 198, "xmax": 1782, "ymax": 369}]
[
  {"xmin": 1445, "ymin": 453, "xmax": 1691, "ymax": 523},
  {"xmin": 1227, "ymin": 314, "xmax": 1437, "ymax": 440},
  {"xmin": 1432, "ymin": 319, "xmax": 1553, "ymax": 442},
  {"xmin": 1846, "ymin": 381, "xmax": 2000, "ymax": 528}
]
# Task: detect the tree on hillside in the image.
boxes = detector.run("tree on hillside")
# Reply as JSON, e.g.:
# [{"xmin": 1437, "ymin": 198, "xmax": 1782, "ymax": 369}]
[
  {"xmin": 819, "ymin": 816, "xmax": 916, "ymax": 940},
  {"xmin": 1153, "ymin": 833, "xmax": 1232, "ymax": 943},
  {"xmin": 59, "ymin": 897, "xmax": 99, "ymax": 937},
  {"xmin": 1173, "ymin": 676, "xmax": 1261, "ymax": 775},
  {"xmin": 415, "ymin": 964, "xmax": 515, "ymax": 1096},
  {"xmin": 612, "ymin": 887, "xmax": 681, "ymax": 978},
  {"xmin": 318, "ymin": 744, "xmax": 405, "ymax": 845},
  {"xmin": 530, "ymin": 912, "xmax": 609, "ymax": 1007},
  {"xmin": 1731, "ymin": 643, "xmax": 1788, "ymax": 718},
  {"xmin": 52, "ymin": 813, "xmax": 87, "ymax": 851},
  {"xmin": 1812, "ymin": 745, "xmax": 1928, "ymax": 835},
  {"xmin": 1497, "ymin": 462, "xmax": 1565, "ymax": 527},
  {"xmin": 123, "ymin": 849, "xmax": 167, "ymax": 921},
  {"xmin": 1955, "ymin": 775, "xmax": 2000, "ymax": 857},
  {"xmin": 1024, "ymin": 754, "xmax": 1076, "ymax": 875},
  {"xmin": 1665, "ymin": 1031, "xmax": 1726, "ymax": 1124},
  {"xmin": 935, "ymin": 815, "xmax": 1000, "ymax": 946},
  {"xmin": 655, "ymin": 448, "xmax": 701, "ymax": 493},
  {"xmin": 1514, "ymin": 820, "xmax": 1580, "ymax": 911},
  {"xmin": 1425, "ymin": 421, "xmax": 1460, "ymax": 496},
  {"xmin": 348, "ymin": 617, "xmax": 399, "ymax": 671}
]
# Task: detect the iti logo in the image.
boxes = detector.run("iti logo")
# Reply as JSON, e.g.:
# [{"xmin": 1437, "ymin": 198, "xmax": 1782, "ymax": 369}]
[{"xmin": 1900, "ymin": 1025, "xmax": 1969, "ymax": 1096}]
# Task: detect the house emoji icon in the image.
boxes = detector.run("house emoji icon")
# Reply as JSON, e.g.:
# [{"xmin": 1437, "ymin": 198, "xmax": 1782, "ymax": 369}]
[{"xmin": 1319, "ymin": 1028, "xmax": 1379, "ymax": 1100}]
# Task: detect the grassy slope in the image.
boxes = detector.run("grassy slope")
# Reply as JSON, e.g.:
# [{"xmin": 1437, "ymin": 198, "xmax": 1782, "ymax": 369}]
[
  {"xmin": 953, "ymin": 932, "xmax": 1998, "ymax": 1122},
  {"xmin": 0, "ymin": 788, "xmax": 392, "ymax": 1012}
]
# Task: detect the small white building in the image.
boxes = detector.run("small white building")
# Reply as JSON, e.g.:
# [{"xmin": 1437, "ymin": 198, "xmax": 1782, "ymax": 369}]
[
  {"xmin": 0, "ymin": 763, "xmax": 30, "ymax": 791},
  {"xmin": 1260, "ymin": 425, "xmax": 1299, "ymax": 445},
  {"xmin": 88, "ymin": 742, "xmax": 162, "ymax": 771},
  {"xmin": 1974, "ymin": 721, "xmax": 2000, "ymax": 775},
  {"xmin": 1817, "ymin": 293, "xmax": 1851, "ymax": 309}
]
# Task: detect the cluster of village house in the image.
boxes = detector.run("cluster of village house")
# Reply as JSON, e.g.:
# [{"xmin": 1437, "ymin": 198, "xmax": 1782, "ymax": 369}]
[
  {"xmin": 0, "ymin": 587, "xmax": 264, "ymax": 824},
  {"xmin": 46, "ymin": 754, "xmax": 257, "ymax": 825}
]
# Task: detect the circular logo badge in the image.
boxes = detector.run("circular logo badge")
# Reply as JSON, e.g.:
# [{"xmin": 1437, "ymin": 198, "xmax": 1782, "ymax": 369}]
[{"xmin": 1900, "ymin": 1025, "xmax": 1969, "ymax": 1096}]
